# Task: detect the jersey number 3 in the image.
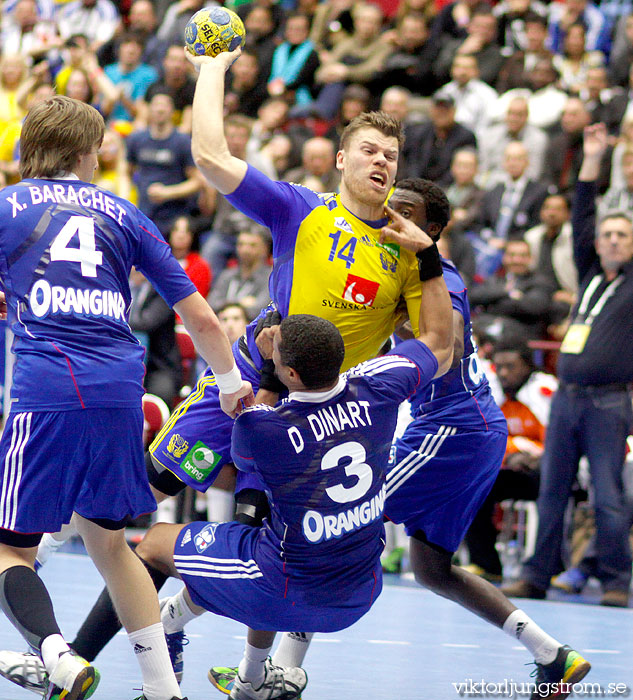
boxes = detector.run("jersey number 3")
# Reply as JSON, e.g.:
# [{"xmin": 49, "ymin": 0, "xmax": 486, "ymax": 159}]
[
  {"xmin": 50, "ymin": 216, "xmax": 103, "ymax": 278},
  {"xmin": 321, "ymin": 441, "xmax": 372, "ymax": 503}
]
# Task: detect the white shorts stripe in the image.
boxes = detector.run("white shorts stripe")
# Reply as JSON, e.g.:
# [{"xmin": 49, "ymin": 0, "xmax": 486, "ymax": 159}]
[
  {"xmin": 176, "ymin": 568, "xmax": 263, "ymax": 580},
  {"xmin": 174, "ymin": 554, "xmax": 263, "ymax": 579},
  {"xmin": 1, "ymin": 413, "xmax": 32, "ymax": 531},
  {"xmin": 386, "ymin": 426, "xmax": 456, "ymax": 498}
]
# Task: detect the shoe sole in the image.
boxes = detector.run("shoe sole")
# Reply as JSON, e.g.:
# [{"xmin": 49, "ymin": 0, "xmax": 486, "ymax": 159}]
[
  {"xmin": 207, "ymin": 669, "xmax": 304, "ymax": 700},
  {"xmin": 52, "ymin": 667, "xmax": 100, "ymax": 700},
  {"xmin": 541, "ymin": 659, "xmax": 591, "ymax": 700}
]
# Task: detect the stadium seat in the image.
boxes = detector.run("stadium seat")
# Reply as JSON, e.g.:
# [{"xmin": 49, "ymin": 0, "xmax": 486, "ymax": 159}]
[
  {"xmin": 142, "ymin": 392, "xmax": 170, "ymax": 447},
  {"xmin": 175, "ymin": 324, "xmax": 196, "ymax": 396}
]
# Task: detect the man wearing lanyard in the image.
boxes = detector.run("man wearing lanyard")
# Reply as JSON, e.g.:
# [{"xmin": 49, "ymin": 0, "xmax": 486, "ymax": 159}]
[{"xmin": 502, "ymin": 122, "xmax": 633, "ymax": 608}]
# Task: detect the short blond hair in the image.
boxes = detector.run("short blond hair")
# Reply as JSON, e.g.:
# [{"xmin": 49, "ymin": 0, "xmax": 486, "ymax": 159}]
[
  {"xmin": 339, "ymin": 110, "xmax": 404, "ymax": 151},
  {"xmin": 20, "ymin": 96, "xmax": 105, "ymax": 179}
]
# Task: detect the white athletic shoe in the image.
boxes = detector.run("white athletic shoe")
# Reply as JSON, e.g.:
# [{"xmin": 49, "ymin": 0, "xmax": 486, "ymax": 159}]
[
  {"xmin": 230, "ymin": 658, "xmax": 307, "ymax": 700},
  {"xmin": 44, "ymin": 650, "xmax": 99, "ymax": 700},
  {"xmin": 0, "ymin": 650, "xmax": 47, "ymax": 695}
]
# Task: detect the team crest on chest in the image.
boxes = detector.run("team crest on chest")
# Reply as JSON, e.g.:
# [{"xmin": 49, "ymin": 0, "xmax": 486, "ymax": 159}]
[{"xmin": 380, "ymin": 251, "xmax": 397, "ymax": 273}]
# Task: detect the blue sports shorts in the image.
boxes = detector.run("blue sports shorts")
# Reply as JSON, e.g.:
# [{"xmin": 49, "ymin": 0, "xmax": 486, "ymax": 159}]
[
  {"xmin": 174, "ymin": 521, "xmax": 381, "ymax": 632},
  {"xmin": 0, "ymin": 408, "xmax": 155, "ymax": 534},
  {"xmin": 384, "ymin": 420, "xmax": 507, "ymax": 552}
]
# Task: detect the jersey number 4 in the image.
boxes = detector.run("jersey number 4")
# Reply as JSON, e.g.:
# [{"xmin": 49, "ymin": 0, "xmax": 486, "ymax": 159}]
[
  {"xmin": 321, "ymin": 441, "xmax": 372, "ymax": 503},
  {"xmin": 50, "ymin": 216, "xmax": 103, "ymax": 278}
]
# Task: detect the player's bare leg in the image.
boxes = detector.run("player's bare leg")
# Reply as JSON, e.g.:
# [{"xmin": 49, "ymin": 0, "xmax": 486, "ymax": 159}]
[{"xmin": 75, "ymin": 515, "xmax": 183, "ymax": 700}]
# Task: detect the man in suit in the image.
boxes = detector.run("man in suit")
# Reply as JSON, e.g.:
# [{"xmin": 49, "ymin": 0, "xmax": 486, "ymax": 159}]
[
  {"xmin": 403, "ymin": 90, "xmax": 477, "ymax": 187},
  {"xmin": 477, "ymin": 141, "xmax": 548, "ymax": 243}
]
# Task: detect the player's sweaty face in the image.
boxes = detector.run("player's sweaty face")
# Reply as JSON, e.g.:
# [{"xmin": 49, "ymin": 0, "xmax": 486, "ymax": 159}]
[
  {"xmin": 338, "ymin": 128, "xmax": 399, "ymax": 208},
  {"xmin": 388, "ymin": 189, "xmax": 427, "ymax": 229}
]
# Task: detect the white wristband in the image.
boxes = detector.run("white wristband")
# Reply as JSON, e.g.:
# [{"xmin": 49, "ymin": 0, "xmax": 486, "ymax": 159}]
[{"xmin": 214, "ymin": 364, "xmax": 243, "ymax": 394}]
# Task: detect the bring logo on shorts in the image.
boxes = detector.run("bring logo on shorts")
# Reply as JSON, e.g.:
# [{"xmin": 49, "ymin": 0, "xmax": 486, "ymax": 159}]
[{"xmin": 179, "ymin": 440, "xmax": 223, "ymax": 482}]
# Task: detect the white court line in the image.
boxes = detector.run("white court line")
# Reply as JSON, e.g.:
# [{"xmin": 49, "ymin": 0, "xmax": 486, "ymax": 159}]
[
  {"xmin": 233, "ymin": 635, "xmax": 247, "ymax": 640},
  {"xmin": 312, "ymin": 638, "xmax": 342, "ymax": 643},
  {"xmin": 368, "ymin": 640, "xmax": 411, "ymax": 645},
  {"xmin": 442, "ymin": 643, "xmax": 481, "ymax": 648},
  {"xmin": 582, "ymin": 649, "xmax": 621, "ymax": 654},
  {"xmin": 512, "ymin": 646, "xmax": 524, "ymax": 650}
]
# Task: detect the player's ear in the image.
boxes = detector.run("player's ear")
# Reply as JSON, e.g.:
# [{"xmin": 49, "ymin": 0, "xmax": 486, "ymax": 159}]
[{"xmin": 335, "ymin": 149, "xmax": 345, "ymax": 172}]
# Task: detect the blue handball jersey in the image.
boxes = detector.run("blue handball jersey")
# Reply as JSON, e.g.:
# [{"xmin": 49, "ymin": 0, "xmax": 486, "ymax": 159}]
[
  {"xmin": 409, "ymin": 259, "xmax": 506, "ymax": 432},
  {"xmin": 231, "ymin": 340, "xmax": 438, "ymax": 606},
  {"xmin": 0, "ymin": 177, "xmax": 196, "ymax": 411}
]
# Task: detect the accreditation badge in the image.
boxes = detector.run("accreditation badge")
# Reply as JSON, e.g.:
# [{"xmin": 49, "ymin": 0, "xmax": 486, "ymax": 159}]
[{"xmin": 560, "ymin": 323, "xmax": 591, "ymax": 354}]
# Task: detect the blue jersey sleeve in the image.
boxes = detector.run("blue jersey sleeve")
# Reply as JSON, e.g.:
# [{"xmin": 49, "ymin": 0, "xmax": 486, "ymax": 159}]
[
  {"xmin": 231, "ymin": 404, "xmax": 277, "ymax": 473},
  {"xmin": 225, "ymin": 165, "xmax": 323, "ymax": 257},
  {"xmin": 131, "ymin": 208, "xmax": 197, "ymax": 307}
]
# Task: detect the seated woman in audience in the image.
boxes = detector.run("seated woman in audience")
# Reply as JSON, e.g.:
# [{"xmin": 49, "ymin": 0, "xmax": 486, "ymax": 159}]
[{"xmin": 553, "ymin": 23, "xmax": 604, "ymax": 95}]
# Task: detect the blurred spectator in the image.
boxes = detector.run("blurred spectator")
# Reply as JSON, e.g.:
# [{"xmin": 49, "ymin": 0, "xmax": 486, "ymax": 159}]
[
  {"xmin": 97, "ymin": 0, "xmax": 167, "ymax": 72},
  {"xmin": 552, "ymin": 22, "xmax": 604, "ymax": 95},
  {"xmin": 479, "ymin": 97, "xmax": 547, "ymax": 185},
  {"xmin": 2, "ymin": 0, "xmax": 55, "ymax": 21},
  {"xmin": 434, "ymin": 7, "xmax": 504, "ymax": 87},
  {"xmin": 312, "ymin": 3, "xmax": 391, "ymax": 120},
  {"xmin": 609, "ymin": 116, "xmax": 633, "ymax": 191},
  {"xmin": 129, "ymin": 268, "xmax": 181, "ymax": 407},
  {"xmin": 242, "ymin": 4, "xmax": 277, "ymax": 83},
  {"xmin": 217, "ymin": 302, "xmax": 249, "ymax": 345},
  {"xmin": 141, "ymin": 44, "xmax": 196, "ymax": 133},
  {"xmin": 495, "ymin": 12, "xmax": 552, "ymax": 94},
  {"xmin": 126, "ymin": 92, "xmax": 201, "ymax": 235},
  {"xmin": 605, "ymin": 64, "xmax": 633, "ymax": 137},
  {"xmin": 247, "ymin": 97, "xmax": 307, "ymax": 172},
  {"xmin": 493, "ymin": 0, "xmax": 548, "ymax": 54},
  {"xmin": 608, "ymin": 13, "xmax": 633, "ymax": 88},
  {"xmin": 0, "ymin": 54, "xmax": 28, "ymax": 126},
  {"xmin": 57, "ymin": 0, "xmax": 120, "ymax": 52},
  {"xmin": 208, "ymin": 227, "xmax": 272, "ymax": 321},
  {"xmin": 494, "ymin": 57, "xmax": 568, "ymax": 131},
  {"xmin": 475, "ymin": 141, "xmax": 548, "ymax": 247},
  {"xmin": 268, "ymin": 12, "xmax": 320, "ymax": 109},
  {"xmin": 599, "ymin": 146, "xmax": 633, "ymax": 220},
  {"xmin": 94, "ymin": 127, "xmax": 137, "ymax": 203},
  {"xmin": 285, "ymin": 136, "xmax": 339, "ymax": 192},
  {"xmin": 169, "ymin": 216, "xmax": 212, "ymax": 300},
  {"xmin": 378, "ymin": 86, "xmax": 420, "ymax": 177},
  {"xmin": 60, "ymin": 65, "xmax": 117, "ymax": 117},
  {"xmin": 469, "ymin": 239, "xmax": 556, "ymax": 339},
  {"xmin": 542, "ymin": 96, "xmax": 606, "ymax": 196},
  {"xmin": 157, "ymin": 0, "xmax": 206, "ymax": 48},
  {"xmin": 582, "ymin": 67, "xmax": 625, "ymax": 136},
  {"xmin": 309, "ymin": 0, "xmax": 354, "ymax": 52},
  {"xmin": 525, "ymin": 194, "xmax": 578, "ymax": 321},
  {"xmin": 322, "ymin": 83, "xmax": 371, "ymax": 151},
  {"xmin": 237, "ymin": 0, "xmax": 286, "ymax": 35},
  {"xmin": 0, "ymin": 0, "xmax": 60, "ymax": 63},
  {"xmin": 374, "ymin": 11, "xmax": 438, "ymax": 96},
  {"xmin": 429, "ymin": 0, "xmax": 486, "ymax": 44},
  {"xmin": 547, "ymin": 0, "xmax": 610, "ymax": 56},
  {"xmin": 403, "ymin": 91, "xmax": 477, "ymax": 186},
  {"xmin": 502, "ymin": 124, "xmax": 633, "ymax": 608},
  {"xmin": 437, "ymin": 53, "xmax": 498, "ymax": 136},
  {"xmin": 104, "ymin": 32, "xmax": 159, "ymax": 123},
  {"xmin": 225, "ymin": 48, "xmax": 268, "ymax": 119},
  {"xmin": 464, "ymin": 339, "xmax": 557, "ymax": 581}
]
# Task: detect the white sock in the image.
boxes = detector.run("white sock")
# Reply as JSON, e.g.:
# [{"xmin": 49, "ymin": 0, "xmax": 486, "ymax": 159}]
[
  {"xmin": 128, "ymin": 623, "xmax": 182, "ymax": 700},
  {"xmin": 238, "ymin": 642, "xmax": 271, "ymax": 686},
  {"xmin": 272, "ymin": 632, "xmax": 313, "ymax": 667},
  {"xmin": 40, "ymin": 634, "xmax": 70, "ymax": 674},
  {"xmin": 206, "ymin": 487, "xmax": 234, "ymax": 522},
  {"xmin": 36, "ymin": 531, "xmax": 71, "ymax": 568},
  {"xmin": 502, "ymin": 610, "xmax": 560, "ymax": 664},
  {"xmin": 161, "ymin": 588, "xmax": 203, "ymax": 634}
]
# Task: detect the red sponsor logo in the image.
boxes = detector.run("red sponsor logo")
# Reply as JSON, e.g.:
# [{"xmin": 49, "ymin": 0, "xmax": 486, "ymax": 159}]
[{"xmin": 342, "ymin": 274, "xmax": 380, "ymax": 306}]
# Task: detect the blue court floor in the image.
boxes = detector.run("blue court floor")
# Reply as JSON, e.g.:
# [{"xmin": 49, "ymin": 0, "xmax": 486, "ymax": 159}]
[{"xmin": 0, "ymin": 551, "xmax": 631, "ymax": 700}]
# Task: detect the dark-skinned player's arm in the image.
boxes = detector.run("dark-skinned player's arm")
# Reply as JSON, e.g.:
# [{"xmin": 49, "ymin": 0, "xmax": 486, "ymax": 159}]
[{"xmin": 381, "ymin": 206, "xmax": 453, "ymax": 377}]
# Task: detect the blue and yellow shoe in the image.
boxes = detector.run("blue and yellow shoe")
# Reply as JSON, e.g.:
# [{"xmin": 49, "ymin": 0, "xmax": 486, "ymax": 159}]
[
  {"xmin": 550, "ymin": 568, "xmax": 588, "ymax": 594},
  {"xmin": 529, "ymin": 645, "xmax": 591, "ymax": 700}
]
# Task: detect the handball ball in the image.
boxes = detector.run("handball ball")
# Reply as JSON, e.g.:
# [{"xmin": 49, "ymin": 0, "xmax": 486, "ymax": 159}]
[{"xmin": 184, "ymin": 6, "xmax": 246, "ymax": 58}]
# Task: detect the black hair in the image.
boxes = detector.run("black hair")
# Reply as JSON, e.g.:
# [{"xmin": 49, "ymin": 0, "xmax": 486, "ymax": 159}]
[
  {"xmin": 394, "ymin": 177, "xmax": 450, "ymax": 235},
  {"xmin": 278, "ymin": 315, "xmax": 345, "ymax": 390},
  {"xmin": 492, "ymin": 337, "xmax": 535, "ymax": 370}
]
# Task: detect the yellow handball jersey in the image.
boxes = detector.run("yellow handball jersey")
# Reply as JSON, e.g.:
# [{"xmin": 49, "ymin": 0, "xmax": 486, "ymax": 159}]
[{"xmin": 227, "ymin": 166, "xmax": 422, "ymax": 371}]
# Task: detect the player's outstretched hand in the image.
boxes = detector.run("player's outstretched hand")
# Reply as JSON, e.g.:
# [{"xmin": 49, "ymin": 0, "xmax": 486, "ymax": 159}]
[
  {"xmin": 0, "ymin": 292, "xmax": 6, "ymax": 320},
  {"xmin": 254, "ymin": 309, "xmax": 282, "ymax": 360},
  {"xmin": 184, "ymin": 46, "xmax": 242, "ymax": 73},
  {"xmin": 381, "ymin": 206, "xmax": 435, "ymax": 253},
  {"xmin": 220, "ymin": 380, "xmax": 255, "ymax": 418}
]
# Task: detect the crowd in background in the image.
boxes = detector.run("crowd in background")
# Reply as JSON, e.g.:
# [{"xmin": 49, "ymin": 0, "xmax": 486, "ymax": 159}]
[{"xmin": 1, "ymin": 0, "xmax": 632, "ymax": 591}]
